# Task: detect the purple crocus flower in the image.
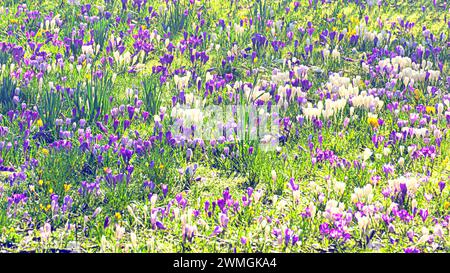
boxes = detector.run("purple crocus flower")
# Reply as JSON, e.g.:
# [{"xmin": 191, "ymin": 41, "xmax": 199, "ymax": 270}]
[
  {"xmin": 404, "ymin": 247, "xmax": 421, "ymax": 253},
  {"xmin": 123, "ymin": 119, "xmax": 131, "ymax": 131},
  {"xmin": 104, "ymin": 216, "xmax": 110, "ymax": 228},
  {"xmin": 212, "ymin": 226, "xmax": 223, "ymax": 236},
  {"xmin": 161, "ymin": 184, "xmax": 168, "ymax": 197},
  {"xmin": 418, "ymin": 209, "xmax": 428, "ymax": 222},
  {"xmin": 319, "ymin": 222, "xmax": 330, "ymax": 235},
  {"xmin": 155, "ymin": 221, "xmax": 166, "ymax": 230},
  {"xmin": 127, "ymin": 105, "xmax": 135, "ymax": 120}
]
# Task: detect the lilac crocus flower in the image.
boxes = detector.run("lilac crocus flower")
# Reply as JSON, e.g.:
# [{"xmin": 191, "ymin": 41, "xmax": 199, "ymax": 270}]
[
  {"xmin": 288, "ymin": 178, "xmax": 299, "ymax": 191},
  {"xmin": 212, "ymin": 226, "xmax": 223, "ymax": 236},
  {"xmin": 219, "ymin": 213, "xmax": 229, "ymax": 227},
  {"xmin": 438, "ymin": 181, "xmax": 446, "ymax": 193}
]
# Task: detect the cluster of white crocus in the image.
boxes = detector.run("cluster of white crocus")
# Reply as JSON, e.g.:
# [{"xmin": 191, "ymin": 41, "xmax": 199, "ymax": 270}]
[
  {"xmin": 361, "ymin": 62, "xmax": 371, "ymax": 73},
  {"xmin": 205, "ymin": 71, "xmax": 215, "ymax": 83},
  {"xmin": 207, "ymin": 42, "xmax": 221, "ymax": 52},
  {"xmin": 399, "ymin": 67, "xmax": 428, "ymax": 84},
  {"xmin": 325, "ymin": 74, "xmax": 362, "ymax": 98},
  {"xmin": 356, "ymin": 214, "xmax": 371, "ymax": 231},
  {"xmin": 184, "ymin": 93, "xmax": 197, "ymax": 106},
  {"xmin": 351, "ymin": 184, "xmax": 374, "ymax": 203},
  {"xmin": 252, "ymin": 189, "xmax": 264, "ymax": 204},
  {"xmin": 81, "ymin": 44, "xmax": 100, "ymax": 58},
  {"xmin": 233, "ymin": 23, "xmax": 246, "ymax": 35},
  {"xmin": 179, "ymin": 208, "xmax": 199, "ymax": 237},
  {"xmin": 323, "ymin": 45, "xmax": 340, "ymax": 60},
  {"xmin": 333, "ymin": 180, "xmax": 346, "ymax": 195},
  {"xmin": 293, "ymin": 65, "xmax": 309, "ymax": 79},
  {"xmin": 301, "ymin": 102, "xmax": 327, "ymax": 120},
  {"xmin": 227, "ymin": 44, "xmax": 239, "ymax": 57},
  {"xmin": 355, "ymin": 213, "xmax": 371, "ymax": 231},
  {"xmin": 377, "ymin": 59, "xmax": 392, "ymax": 74},
  {"xmin": 308, "ymin": 181, "xmax": 323, "ymax": 195},
  {"xmin": 377, "ymin": 56, "xmax": 440, "ymax": 84},
  {"xmin": 41, "ymin": 14, "xmax": 61, "ymax": 33},
  {"xmin": 361, "ymin": 148, "xmax": 373, "ymax": 161},
  {"xmin": 114, "ymin": 224, "xmax": 126, "ymax": 242},
  {"xmin": 328, "ymin": 73, "xmax": 352, "ymax": 88},
  {"xmin": 110, "ymin": 34, "xmax": 144, "ymax": 69},
  {"xmin": 109, "ymin": 33, "xmax": 121, "ymax": 47},
  {"xmin": 338, "ymin": 84, "xmax": 359, "ymax": 98},
  {"xmin": 302, "ymin": 98, "xmax": 347, "ymax": 120},
  {"xmin": 417, "ymin": 226, "xmax": 444, "ymax": 244},
  {"xmin": 323, "ymin": 98, "xmax": 347, "ymax": 118},
  {"xmin": 275, "ymin": 198, "xmax": 289, "ymax": 213},
  {"xmin": 351, "ymin": 91, "xmax": 384, "ymax": 111},
  {"xmin": 322, "ymin": 199, "xmax": 346, "ymax": 221},
  {"xmin": 323, "ymin": 46, "xmax": 330, "ymax": 60},
  {"xmin": 225, "ymin": 81, "xmax": 245, "ymax": 97},
  {"xmin": 276, "ymin": 84, "xmax": 307, "ymax": 104},
  {"xmin": 68, "ymin": 0, "xmax": 81, "ymax": 5},
  {"xmin": 377, "ymin": 56, "xmax": 412, "ymax": 75},
  {"xmin": 75, "ymin": 62, "xmax": 91, "ymax": 73},
  {"xmin": 435, "ymin": 100, "xmax": 446, "ymax": 117},
  {"xmin": 363, "ymin": 30, "xmax": 383, "ymax": 43},
  {"xmin": 271, "ymin": 71, "xmax": 290, "ymax": 83},
  {"xmin": 243, "ymin": 85, "xmax": 272, "ymax": 102},
  {"xmin": 413, "ymin": 59, "xmax": 434, "ymax": 70},
  {"xmin": 387, "ymin": 176, "xmax": 420, "ymax": 196},
  {"xmin": 427, "ymin": 70, "xmax": 441, "ymax": 82},
  {"xmin": 125, "ymin": 88, "xmax": 135, "ymax": 100},
  {"xmin": 170, "ymin": 105, "xmax": 204, "ymax": 125},
  {"xmin": 174, "ymin": 71, "xmax": 192, "ymax": 90},
  {"xmin": 150, "ymin": 29, "xmax": 161, "ymax": 42},
  {"xmin": 331, "ymin": 48, "xmax": 340, "ymax": 60},
  {"xmin": 130, "ymin": 62, "xmax": 147, "ymax": 73},
  {"xmin": 401, "ymin": 127, "xmax": 428, "ymax": 139},
  {"xmin": 113, "ymin": 50, "xmax": 132, "ymax": 67},
  {"xmin": 355, "ymin": 23, "xmax": 367, "ymax": 37},
  {"xmin": 285, "ymin": 57, "xmax": 301, "ymax": 69},
  {"xmin": 209, "ymin": 32, "xmax": 218, "ymax": 43},
  {"xmin": 351, "ymin": 75, "xmax": 363, "ymax": 89},
  {"xmin": 260, "ymin": 135, "xmax": 280, "ymax": 151},
  {"xmin": 390, "ymin": 56, "xmax": 413, "ymax": 70},
  {"xmin": 444, "ymin": 98, "xmax": 450, "ymax": 109},
  {"xmin": 0, "ymin": 64, "xmax": 7, "ymax": 75},
  {"xmin": 383, "ymin": 147, "xmax": 392, "ymax": 157},
  {"xmin": 358, "ymin": 22, "xmax": 389, "ymax": 42},
  {"xmin": 274, "ymin": 19, "xmax": 284, "ymax": 32}
]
